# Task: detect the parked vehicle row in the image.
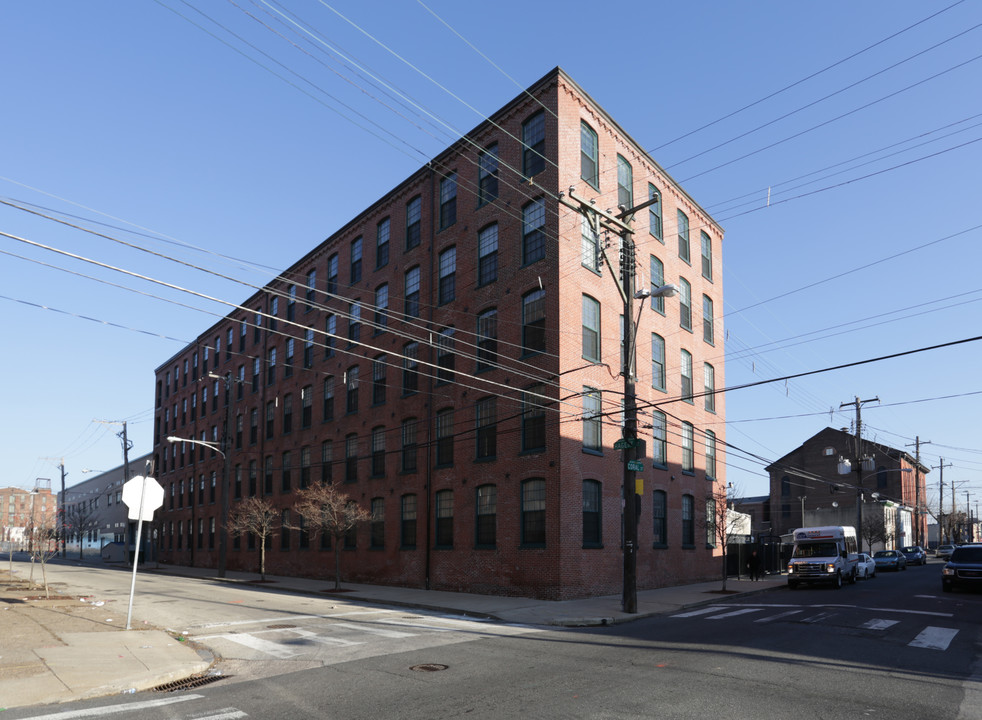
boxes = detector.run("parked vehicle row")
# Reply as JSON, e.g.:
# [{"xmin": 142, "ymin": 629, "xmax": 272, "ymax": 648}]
[{"xmin": 942, "ymin": 544, "xmax": 982, "ymax": 592}]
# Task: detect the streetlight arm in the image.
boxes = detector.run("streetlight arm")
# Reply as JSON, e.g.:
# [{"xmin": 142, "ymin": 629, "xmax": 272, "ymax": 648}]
[{"xmin": 166, "ymin": 436, "xmax": 225, "ymax": 459}]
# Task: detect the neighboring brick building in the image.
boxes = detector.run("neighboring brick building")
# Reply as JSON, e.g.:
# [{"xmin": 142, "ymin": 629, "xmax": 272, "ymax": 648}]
[
  {"xmin": 764, "ymin": 427, "xmax": 929, "ymax": 545},
  {"xmin": 152, "ymin": 67, "xmax": 726, "ymax": 600},
  {"xmin": 0, "ymin": 482, "xmax": 56, "ymax": 551}
]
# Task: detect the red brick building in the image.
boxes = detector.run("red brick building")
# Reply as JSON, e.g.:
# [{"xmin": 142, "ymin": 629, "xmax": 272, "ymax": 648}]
[
  {"xmin": 1, "ymin": 482, "xmax": 56, "ymax": 550},
  {"xmin": 152, "ymin": 67, "xmax": 726, "ymax": 600}
]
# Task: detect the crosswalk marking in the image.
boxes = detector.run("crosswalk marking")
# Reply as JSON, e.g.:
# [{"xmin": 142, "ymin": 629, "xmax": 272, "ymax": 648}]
[
  {"xmin": 706, "ymin": 608, "xmax": 764, "ymax": 620},
  {"xmin": 329, "ymin": 622, "xmax": 417, "ymax": 638},
  {"xmin": 755, "ymin": 610, "xmax": 802, "ymax": 623},
  {"xmin": 862, "ymin": 619, "xmax": 899, "ymax": 630},
  {"xmin": 210, "ymin": 632, "xmax": 298, "ymax": 658},
  {"xmin": 285, "ymin": 627, "xmax": 364, "ymax": 647},
  {"xmin": 196, "ymin": 710, "xmax": 248, "ymax": 720},
  {"xmin": 671, "ymin": 606, "xmax": 727, "ymax": 618},
  {"xmin": 909, "ymin": 627, "xmax": 958, "ymax": 651},
  {"xmin": 802, "ymin": 612, "xmax": 836, "ymax": 624}
]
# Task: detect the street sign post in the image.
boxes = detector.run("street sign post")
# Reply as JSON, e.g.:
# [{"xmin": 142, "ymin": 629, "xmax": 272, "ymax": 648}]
[{"xmin": 121, "ymin": 475, "xmax": 164, "ymax": 629}]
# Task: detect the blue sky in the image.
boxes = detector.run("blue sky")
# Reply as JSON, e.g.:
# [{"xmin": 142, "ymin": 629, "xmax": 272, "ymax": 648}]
[{"xmin": 3, "ymin": 1, "xmax": 980, "ymax": 512}]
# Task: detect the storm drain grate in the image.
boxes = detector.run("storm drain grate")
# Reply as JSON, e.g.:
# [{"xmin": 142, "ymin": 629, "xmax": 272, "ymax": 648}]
[
  {"xmin": 151, "ymin": 674, "xmax": 229, "ymax": 693},
  {"xmin": 410, "ymin": 664, "xmax": 448, "ymax": 672}
]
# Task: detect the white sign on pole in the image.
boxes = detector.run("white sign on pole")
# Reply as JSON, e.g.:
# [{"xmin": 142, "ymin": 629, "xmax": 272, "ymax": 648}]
[{"xmin": 122, "ymin": 476, "xmax": 164, "ymax": 521}]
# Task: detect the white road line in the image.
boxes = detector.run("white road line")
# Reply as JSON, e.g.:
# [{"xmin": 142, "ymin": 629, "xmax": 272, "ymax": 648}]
[
  {"xmin": 802, "ymin": 612, "xmax": 836, "ymax": 624},
  {"xmin": 195, "ymin": 710, "xmax": 248, "ymax": 720},
  {"xmin": 909, "ymin": 626, "xmax": 959, "ymax": 651},
  {"xmin": 210, "ymin": 632, "xmax": 298, "ymax": 658},
  {"xmin": 862, "ymin": 619, "xmax": 900, "ymax": 630},
  {"xmin": 706, "ymin": 608, "xmax": 765, "ymax": 620},
  {"xmin": 328, "ymin": 622, "xmax": 417, "ymax": 638},
  {"xmin": 671, "ymin": 607, "xmax": 728, "ymax": 618},
  {"xmin": 16, "ymin": 695, "xmax": 204, "ymax": 720},
  {"xmin": 755, "ymin": 610, "xmax": 803, "ymax": 623},
  {"xmin": 285, "ymin": 628, "xmax": 365, "ymax": 647},
  {"xmin": 185, "ymin": 610, "xmax": 394, "ymax": 631}
]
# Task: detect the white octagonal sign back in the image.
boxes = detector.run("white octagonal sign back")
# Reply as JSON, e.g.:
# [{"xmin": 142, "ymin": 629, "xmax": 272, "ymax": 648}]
[{"xmin": 121, "ymin": 476, "xmax": 165, "ymax": 521}]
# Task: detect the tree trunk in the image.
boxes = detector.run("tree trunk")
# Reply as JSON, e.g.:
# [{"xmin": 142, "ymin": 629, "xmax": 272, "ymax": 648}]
[
  {"xmin": 260, "ymin": 537, "xmax": 266, "ymax": 581},
  {"xmin": 720, "ymin": 547, "xmax": 727, "ymax": 592},
  {"xmin": 333, "ymin": 539, "xmax": 341, "ymax": 591}
]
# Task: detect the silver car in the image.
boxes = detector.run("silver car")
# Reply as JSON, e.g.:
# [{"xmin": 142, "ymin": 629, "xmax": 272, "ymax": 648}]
[{"xmin": 856, "ymin": 553, "xmax": 877, "ymax": 579}]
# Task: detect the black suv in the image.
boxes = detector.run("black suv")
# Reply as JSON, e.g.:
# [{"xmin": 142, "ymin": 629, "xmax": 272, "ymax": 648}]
[{"xmin": 941, "ymin": 545, "xmax": 982, "ymax": 592}]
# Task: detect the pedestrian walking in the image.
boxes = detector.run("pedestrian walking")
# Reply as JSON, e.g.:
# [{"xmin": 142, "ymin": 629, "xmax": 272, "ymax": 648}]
[{"xmin": 747, "ymin": 550, "xmax": 762, "ymax": 581}]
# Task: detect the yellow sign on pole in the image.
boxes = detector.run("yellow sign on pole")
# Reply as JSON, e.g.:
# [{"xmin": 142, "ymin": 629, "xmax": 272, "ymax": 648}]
[{"xmin": 635, "ymin": 478, "xmax": 643, "ymax": 495}]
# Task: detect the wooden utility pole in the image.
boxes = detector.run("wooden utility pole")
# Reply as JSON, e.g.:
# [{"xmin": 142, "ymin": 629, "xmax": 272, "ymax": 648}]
[
  {"xmin": 906, "ymin": 437, "xmax": 930, "ymax": 547},
  {"xmin": 839, "ymin": 396, "xmax": 878, "ymax": 534}
]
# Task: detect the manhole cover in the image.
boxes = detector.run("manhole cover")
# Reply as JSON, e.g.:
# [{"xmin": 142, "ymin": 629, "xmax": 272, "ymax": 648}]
[
  {"xmin": 410, "ymin": 664, "xmax": 448, "ymax": 672},
  {"xmin": 266, "ymin": 624, "xmax": 297, "ymax": 629}
]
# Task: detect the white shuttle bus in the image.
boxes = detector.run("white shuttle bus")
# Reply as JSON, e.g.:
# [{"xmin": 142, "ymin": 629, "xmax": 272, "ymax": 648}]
[{"xmin": 787, "ymin": 526, "xmax": 859, "ymax": 589}]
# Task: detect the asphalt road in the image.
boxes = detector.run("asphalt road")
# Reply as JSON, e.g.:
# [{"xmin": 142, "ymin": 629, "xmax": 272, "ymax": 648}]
[{"xmin": 7, "ymin": 558, "xmax": 980, "ymax": 720}]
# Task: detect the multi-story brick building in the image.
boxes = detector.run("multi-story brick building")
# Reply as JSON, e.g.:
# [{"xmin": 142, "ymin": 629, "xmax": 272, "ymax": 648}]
[
  {"xmin": 152, "ymin": 67, "xmax": 726, "ymax": 600},
  {"xmin": 763, "ymin": 427, "xmax": 929, "ymax": 546},
  {"xmin": 0, "ymin": 481, "xmax": 56, "ymax": 551}
]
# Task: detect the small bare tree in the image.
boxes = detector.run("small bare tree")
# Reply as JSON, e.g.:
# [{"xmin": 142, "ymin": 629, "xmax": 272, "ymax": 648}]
[
  {"xmin": 860, "ymin": 511, "xmax": 890, "ymax": 554},
  {"xmin": 291, "ymin": 483, "xmax": 370, "ymax": 590},
  {"xmin": 29, "ymin": 514, "xmax": 60, "ymax": 598},
  {"xmin": 702, "ymin": 484, "xmax": 747, "ymax": 592},
  {"xmin": 63, "ymin": 503, "xmax": 101, "ymax": 560},
  {"xmin": 226, "ymin": 497, "xmax": 278, "ymax": 581}
]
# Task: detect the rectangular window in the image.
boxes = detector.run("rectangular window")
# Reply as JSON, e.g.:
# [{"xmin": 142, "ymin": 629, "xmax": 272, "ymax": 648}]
[
  {"xmin": 522, "ymin": 289, "xmax": 546, "ymax": 355},
  {"xmin": 681, "ymin": 349, "xmax": 693, "ymax": 403},
  {"xmin": 282, "ymin": 393, "xmax": 293, "ymax": 434},
  {"xmin": 522, "ymin": 384, "xmax": 547, "ymax": 452},
  {"xmin": 649, "ymin": 255, "xmax": 665, "ymax": 314},
  {"xmin": 475, "ymin": 397, "xmax": 496, "ymax": 460},
  {"xmin": 305, "ymin": 268, "xmax": 316, "ymax": 310},
  {"xmin": 406, "ymin": 196, "xmax": 421, "ymax": 250},
  {"xmin": 404, "ymin": 267, "xmax": 420, "ymax": 318},
  {"xmin": 582, "ymin": 480, "xmax": 601, "ymax": 547},
  {"xmin": 325, "ymin": 314, "xmax": 336, "ymax": 357},
  {"xmin": 701, "ymin": 231, "xmax": 713, "ymax": 281},
  {"xmin": 475, "ymin": 485, "xmax": 496, "ymax": 547},
  {"xmin": 477, "ymin": 224, "xmax": 498, "ymax": 286},
  {"xmin": 345, "ymin": 366, "xmax": 359, "ymax": 414},
  {"xmin": 478, "ymin": 143, "xmax": 499, "ymax": 205},
  {"xmin": 704, "ymin": 363, "xmax": 716, "ymax": 413},
  {"xmin": 320, "ymin": 440, "xmax": 333, "ymax": 484},
  {"xmin": 617, "ymin": 155, "xmax": 633, "ymax": 208},
  {"xmin": 401, "ymin": 418, "xmax": 418, "ymax": 473},
  {"xmin": 264, "ymin": 456, "xmax": 273, "ymax": 495},
  {"xmin": 372, "ymin": 355, "xmax": 387, "ymax": 405},
  {"xmin": 303, "ymin": 328, "xmax": 314, "ymax": 369},
  {"xmin": 651, "ymin": 334, "xmax": 666, "ymax": 391},
  {"xmin": 436, "ymin": 328, "xmax": 455, "ymax": 384},
  {"xmin": 435, "ymin": 490, "xmax": 453, "ymax": 547},
  {"xmin": 652, "ymin": 411, "xmax": 667, "ymax": 467},
  {"xmin": 376, "ymin": 218, "xmax": 390, "ymax": 269},
  {"xmin": 438, "ymin": 246, "xmax": 456, "ymax": 304},
  {"xmin": 266, "ymin": 346, "xmax": 276, "ymax": 385},
  {"xmin": 300, "ymin": 446, "xmax": 311, "ymax": 488},
  {"xmin": 682, "ymin": 422, "xmax": 694, "ymax": 472},
  {"xmin": 371, "ymin": 427, "xmax": 385, "ymax": 476},
  {"xmin": 582, "ymin": 388, "xmax": 602, "ymax": 452},
  {"xmin": 265, "ymin": 400, "xmax": 275, "ymax": 439},
  {"xmin": 402, "ymin": 342, "xmax": 419, "ymax": 395},
  {"xmin": 371, "ymin": 498, "xmax": 384, "ymax": 549},
  {"xmin": 287, "ymin": 285, "xmax": 296, "ymax": 321},
  {"xmin": 435, "ymin": 409, "xmax": 454, "ymax": 466},
  {"xmin": 348, "ymin": 302, "xmax": 361, "ymax": 344},
  {"xmin": 374, "ymin": 284, "xmax": 388, "ymax": 332},
  {"xmin": 580, "ymin": 121, "xmax": 599, "ymax": 189},
  {"xmin": 522, "ymin": 199, "xmax": 546, "ymax": 265},
  {"xmin": 323, "ymin": 376, "xmax": 335, "ymax": 421},
  {"xmin": 327, "ymin": 254, "xmax": 338, "ymax": 295},
  {"xmin": 521, "ymin": 479, "xmax": 546, "ymax": 545},
  {"xmin": 350, "ymin": 237, "xmax": 362, "ymax": 284},
  {"xmin": 648, "ymin": 185, "xmax": 662, "ymax": 240},
  {"xmin": 476, "ymin": 308, "xmax": 497, "ymax": 371},
  {"xmin": 679, "ymin": 277, "xmax": 692, "ymax": 331},
  {"xmin": 703, "ymin": 295, "xmax": 714, "ymax": 345},
  {"xmin": 678, "ymin": 210, "xmax": 690, "ymax": 264},
  {"xmin": 705, "ymin": 430, "xmax": 717, "ymax": 480},
  {"xmin": 582, "ymin": 295, "xmax": 600, "ymax": 362},
  {"xmin": 401, "ymin": 494, "xmax": 417, "ymax": 548},
  {"xmin": 439, "ymin": 173, "xmax": 457, "ymax": 229},
  {"xmin": 581, "ymin": 214, "xmax": 599, "ymax": 272},
  {"xmin": 652, "ymin": 490, "xmax": 667, "ymax": 546},
  {"xmin": 345, "ymin": 434, "xmax": 358, "ymax": 483},
  {"xmin": 682, "ymin": 494, "xmax": 694, "ymax": 546},
  {"xmin": 301, "ymin": 385, "xmax": 312, "ymax": 428},
  {"xmin": 281, "ymin": 451, "xmax": 292, "ymax": 492},
  {"xmin": 284, "ymin": 338, "xmax": 294, "ymax": 378},
  {"xmin": 522, "ymin": 111, "xmax": 545, "ymax": 177}
]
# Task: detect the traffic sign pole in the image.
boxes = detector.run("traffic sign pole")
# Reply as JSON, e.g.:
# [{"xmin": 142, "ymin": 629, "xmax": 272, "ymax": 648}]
[{"xmin": 121, "ymin": 476, "xmax": 164, "ymax": 630}]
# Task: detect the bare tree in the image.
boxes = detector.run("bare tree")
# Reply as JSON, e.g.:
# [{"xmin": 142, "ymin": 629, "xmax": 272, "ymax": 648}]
[
  {"xmin": 63, "ymin": 503, "xmax": 101, "ymax": 560},
  {"xmin": 860, "ymin": 511, "xmax": 890, "ymax": 554},
  {"xmin": 226, "ymin": 497, "xmax": 278, "ymax": 581},
  {"xmin": 28, "ymin": 514, "xmax": 60, "ymax": 598},
  {"xmin": 702, "ymin": 484, "xmax": 747, "ymax": 592},
  {"xmin": 291, "ymin": 482, "xmax": 370, "ymax": 590}
]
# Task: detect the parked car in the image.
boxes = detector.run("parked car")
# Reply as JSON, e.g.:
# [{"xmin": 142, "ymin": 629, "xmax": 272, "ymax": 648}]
[
  {"xmin": 937, "ymin": 544, "xmax": 956, "ymax": 560},
  {"xmin": 942, "ymin": 545, "xmax": 982, "ymax": 592},
  {"xmin": 856, "ymin": 553, "xmax": 877, "ymax": 579},
  {"xmin": 873, "ymin": 549, "xmax": 908, "ymax": 571},
  {"xmin": 900, "ymin": 546, "xmax": 927, "ymax": 566}
]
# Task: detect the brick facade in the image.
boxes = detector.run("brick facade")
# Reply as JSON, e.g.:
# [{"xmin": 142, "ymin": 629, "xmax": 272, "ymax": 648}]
[{"xmin": 152, "ymin": 68, "xmax": 726, "ymax": 600}]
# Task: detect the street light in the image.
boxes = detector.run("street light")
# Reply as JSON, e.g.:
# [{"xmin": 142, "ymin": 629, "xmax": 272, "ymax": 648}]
[{"xmin": 166, "ymin": 436, "xmax": 225, "ymax": 458}]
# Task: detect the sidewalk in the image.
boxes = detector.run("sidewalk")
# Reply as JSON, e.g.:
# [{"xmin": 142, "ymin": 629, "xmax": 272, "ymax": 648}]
[{"xmin": 0, "ymin": 560, "xmax": 785, "ymax": 710}]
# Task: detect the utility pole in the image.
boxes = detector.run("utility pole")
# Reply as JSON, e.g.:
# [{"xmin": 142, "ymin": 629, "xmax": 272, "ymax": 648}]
[
  {"xmin": 906, "ymin": 437, "xmax": 930, "ymax": 547},
  {"xmin": 560, "ymin": 186, "xmax": 668, "ymax": 614},
  {"xmin": 934, "ymin": 458, "xmax": 951, "ymax": 543},
  {"xmin": 42, "ymin": 457, "xmax": 67, "ymax": 557},
  {"xmin": 840, "ymin": 396, "xmax": 878, "ymax": 537},
  {"xmin": 97, "ymin": 419, "xmax": 134, "ymax": 559}
]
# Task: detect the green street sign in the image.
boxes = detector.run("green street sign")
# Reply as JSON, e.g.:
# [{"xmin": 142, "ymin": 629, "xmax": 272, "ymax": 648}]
[
  {"xmin": 627, "ymin": 460, "xmax": 644, "ymax": 472},
  {"xmin": 614, "ymin": 438, "xmax": 640, "ymax": 450}
]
